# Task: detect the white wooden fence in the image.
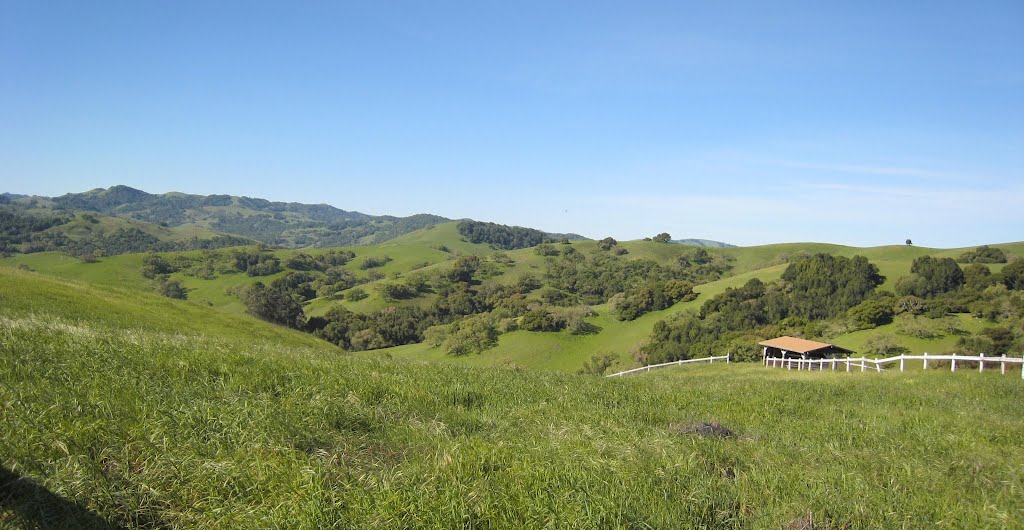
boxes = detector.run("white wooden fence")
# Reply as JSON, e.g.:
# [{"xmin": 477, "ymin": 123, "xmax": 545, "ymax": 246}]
[
  {"xmin": 606, "ymin": 354, "xmax": 730, "ymax": 378},
  {"xmin": 764, "ymin": 352, "xmax": 1024, "ymax": 378}
]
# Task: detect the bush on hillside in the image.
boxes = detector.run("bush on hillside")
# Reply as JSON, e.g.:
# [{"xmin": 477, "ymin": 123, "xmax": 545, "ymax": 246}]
[{"xmin": 957, "ymin": 245, "xmax": 1007, "ymax": 264}]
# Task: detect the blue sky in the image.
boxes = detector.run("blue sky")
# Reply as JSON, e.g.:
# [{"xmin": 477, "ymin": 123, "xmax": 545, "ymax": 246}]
[{"xmin": 2, "ymin": 1, "xmax": 1022, "ymax": 246}]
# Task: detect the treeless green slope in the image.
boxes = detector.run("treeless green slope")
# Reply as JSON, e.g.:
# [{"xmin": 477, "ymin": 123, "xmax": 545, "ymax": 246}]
[{"xmin": 0, "ymin": 267, "xmax": 329, "ymax": 348}]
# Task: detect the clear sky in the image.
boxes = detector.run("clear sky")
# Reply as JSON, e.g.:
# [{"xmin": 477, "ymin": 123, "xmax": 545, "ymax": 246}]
[{"xmin": 2, "ymin": 1, "xmax": 1022, "ymax": 247}]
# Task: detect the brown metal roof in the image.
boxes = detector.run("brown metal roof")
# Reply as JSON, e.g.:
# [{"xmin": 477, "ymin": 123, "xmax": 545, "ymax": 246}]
[{"xmin": 758, "ymin": 336, "xmax": 837, "ymax": 354}]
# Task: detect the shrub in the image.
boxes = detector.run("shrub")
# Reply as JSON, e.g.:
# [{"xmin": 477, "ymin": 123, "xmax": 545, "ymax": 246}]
[
  {"xmin": 847, "ymin": 299, "xmax": 895, "ymax": 328},
  {"xmin": 863, "ymin": 333, "xmax": 909, "ymax": 355},
  {"xmin": 577, "ymin": 353, "xmax": 618, "ymax": 376},
  {"xmin": 360, "ymin": 256, "xmax": 392, "ymax": 269}
]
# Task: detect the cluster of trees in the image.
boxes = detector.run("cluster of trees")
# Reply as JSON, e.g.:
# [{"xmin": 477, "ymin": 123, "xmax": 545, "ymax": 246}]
[
  {"xmin": 231, "ymin": 249, "xmax": 282, "ymax": 276},
  {"xmin": 543, "ymin": 247, "xmax": 732, "ymax": 306},
  {"xmin": 359, "ymin": 255, "xmax": 392, "ymax": 269},
  {"xmin": 611, "ymin": 280, "xmax": 697, "ymax": 321},
  {"xmin": 284, "ymin": 250, "xmax": 356, "ymax": 271},
  {"xmin": 958, "ymin": 245, "xmax": 1007, "ymax": 264},
  {"xmin": 640, "ymin": 254, "xmax": 885, "ymax": 365},
  {"xmin": 239, "ymin": 279, "xmax": 307, "ymax": 328},
  {"xmin": 141, "ymin": 253, "xmax": 188, "ymax": 299},
  {"xmin": 895, "ymin": 256, "xmax": 964, "ymax": 298},
  {"xmin": 457, "ymin": 220, "xmax": 550, "ymax": 250},
  {"xmin": 0, "ymin": 208, "xmax": 70, "ymax": 254},
  {"xmin": 13, "ymin": 223, "xmax": 249, "ymax": 257}
]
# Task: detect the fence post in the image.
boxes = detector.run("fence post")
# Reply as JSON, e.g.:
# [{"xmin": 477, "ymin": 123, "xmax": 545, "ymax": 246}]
[
  {"xmin": 727, "ymin": 352, "xmax": 731, "ymax": 364},
  {"xmin": 979, "ymin": 353, "xmax": 984, "ymax": 373},
  {"xmin": 846, "ymin": 358, "xmax": 850, "ymax": 372},
  {"xmin": 1001, "ymin": 354, "xmax": 1006, "ymax": 375},
  {"xmin": 900, "ymin": 356, "xmax": 905, "ymax": 372},
  {"xmin": 861, "ymin": 359, "xmax": 866, "ymax": 372},
  {"xmin": 923, "ymin": 352, "xmax": 929, "ymax": 370},
  {"xmin": 875, "ymin": 361, "xmax": 881, "ymax": 373},
  {"xmin": 951, "ymin": 356, "xmax": 957, "ymax": 372},
  {"xmin": 788, "ymin": 359, "xmax": 792, "ymax": 370}
]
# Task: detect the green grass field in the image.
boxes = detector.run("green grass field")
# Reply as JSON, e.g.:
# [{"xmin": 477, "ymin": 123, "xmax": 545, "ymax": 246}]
[
  {"xmin": 4, "ymin": 230, "xmax": 1022, "ymax": 374},
  {"xmin": 2, "ymin": 268, "xmax": 1023, "ymax": 528}
]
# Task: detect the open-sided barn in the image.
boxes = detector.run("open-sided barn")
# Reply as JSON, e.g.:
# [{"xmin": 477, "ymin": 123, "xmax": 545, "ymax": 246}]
[{"xmin": 759, "ymin": 336, "xmax": 853, "ymax": 361}]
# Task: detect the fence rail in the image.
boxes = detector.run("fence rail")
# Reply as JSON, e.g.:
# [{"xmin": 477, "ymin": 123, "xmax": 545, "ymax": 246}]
[
  {"xmin": 606, "ymin": 354, "xmax": 730, "ymax": 378},
  {"xmin": 764, "ymin": 352, "xmax": 1024, "ymax": 378}
]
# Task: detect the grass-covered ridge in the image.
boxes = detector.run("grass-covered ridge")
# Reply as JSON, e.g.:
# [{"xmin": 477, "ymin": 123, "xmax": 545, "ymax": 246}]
[{"xmin": 2, "ymin": 268, "xmax": 1023, "ymax": 528}]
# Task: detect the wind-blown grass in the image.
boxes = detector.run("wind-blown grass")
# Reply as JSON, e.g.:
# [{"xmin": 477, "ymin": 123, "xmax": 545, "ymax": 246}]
[{"xmin": 2, "ymin": 269, "xmax": 1023, "ymax": 528}]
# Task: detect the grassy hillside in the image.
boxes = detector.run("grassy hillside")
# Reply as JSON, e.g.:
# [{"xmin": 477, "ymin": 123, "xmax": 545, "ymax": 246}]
[
  {"xmin": 382, "ymin": 265, "xmax": 790, "ymax": 372},
  {"xmin": 0, "ymin": 267, "xmax": 330, "ymax": 348},
  {"xmin": 5, "ymin": 233, "xmax": 1022, "ymax": 373},
  {"xmin": 2, "ymin": 269, "xmax": 1022, "ymax": 528}
]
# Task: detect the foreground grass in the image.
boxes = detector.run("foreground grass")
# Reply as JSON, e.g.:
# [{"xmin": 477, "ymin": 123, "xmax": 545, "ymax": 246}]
[{"xmin": 3, "ymin": 271, "xmax": 1024, "ymax": 528}]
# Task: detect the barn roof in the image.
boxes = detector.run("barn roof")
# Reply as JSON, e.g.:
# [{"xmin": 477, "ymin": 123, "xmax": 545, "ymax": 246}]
[{"xmin": 758, "ymin": 336, "xmax": 851, "ymax": 354}]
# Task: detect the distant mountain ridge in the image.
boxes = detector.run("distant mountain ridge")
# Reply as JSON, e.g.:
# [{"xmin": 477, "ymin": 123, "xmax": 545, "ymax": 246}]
[
  {"xmin": 2, "ymin": 185, "xmax": 591, "ymax": 251},
  {"xmin": 671, "ymin": 238, "xmax": 736, "ymax": 248}
]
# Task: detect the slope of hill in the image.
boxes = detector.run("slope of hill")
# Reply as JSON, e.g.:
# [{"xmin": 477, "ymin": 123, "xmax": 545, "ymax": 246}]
[
  {"xmin": 2, "ymin": 267, "xmax": 1022, "ymax": 528},
  {"xmin": 4, "ymin": 229, "xmax": 1022, "ymax": 374}
]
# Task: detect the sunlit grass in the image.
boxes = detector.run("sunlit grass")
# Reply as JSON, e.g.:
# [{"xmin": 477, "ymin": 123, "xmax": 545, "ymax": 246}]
[{"xmin": 2, "ymin": 269, "xmax": 1023, "ymax": 528}]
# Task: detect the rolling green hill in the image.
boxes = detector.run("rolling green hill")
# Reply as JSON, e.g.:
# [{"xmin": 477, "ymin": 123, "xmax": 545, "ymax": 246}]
[
  {"xmin": 2, "ymin": 266, "xmax": 1022, "ymax": 528},
  {"xmin": 5, "ymin": 227, "xmax": 1021, "ymax": 375}
]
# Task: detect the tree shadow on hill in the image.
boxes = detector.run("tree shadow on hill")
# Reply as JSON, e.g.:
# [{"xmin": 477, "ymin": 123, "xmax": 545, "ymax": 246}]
[{"xmin": 0, "ymin": 465, "xmax": 121, "ymax": 529}]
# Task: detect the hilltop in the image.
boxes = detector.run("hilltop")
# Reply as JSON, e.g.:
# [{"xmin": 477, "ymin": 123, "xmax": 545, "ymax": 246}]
[{"xmin": 1, "ymin": 186, "xmax": 595, "ymax": 253}]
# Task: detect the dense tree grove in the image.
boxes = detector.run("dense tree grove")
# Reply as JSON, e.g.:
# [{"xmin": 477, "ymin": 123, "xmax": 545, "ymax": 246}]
[
  {"xmin": 240, "ymin": 280, "xmax": 307, "ymax": 329},
  {"xmin": 895, "ymin": 256, "xmax": 964, "ymax": 298},
  {"xmin": 612, "ymin": 280, "xmax": 697, "ymax": 321},
  {"xmin": 958, "ymin": 245, "xmax": 1007, "ymax": 264},
  {"xmin": 1002, "ymin": 259, "xmax": 1024, "ymax": 291},
  {"xmin": 640, "ymin": 254, "xmax": 885, "ymax": 365},
  {"xmin": 231, "ymin": 249, "xmax": 282, "ymax": 276},
  {"xmin": 457, "ymin": 220, "xmax": 550, "ymax": 250},
  {"xmin": 544, "ymin": 250, "xmax": 732, "ymax": 306},
  {"xmin": 597, "ymin": 237, "xmax": 618, "ymax": 251},
  {"xmin": 359, "ymin": 256, "xmax": 392, "ymax": 269},
  {"xmin": 779, "ymin": 254, "xmax": 885, "ymax": 320},
  {"xmin": 284, "ymin": 250, "xmax": 356, "ymax": 271},
  {"xmin": 0, "ymin": 208, "xmax": 70, "ymax": 253}
]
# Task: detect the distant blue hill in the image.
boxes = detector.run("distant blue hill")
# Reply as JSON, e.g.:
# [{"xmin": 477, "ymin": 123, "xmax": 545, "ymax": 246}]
[{"xmin": 671, "ymin": 238, "xmax": 736, "ymax": 248}]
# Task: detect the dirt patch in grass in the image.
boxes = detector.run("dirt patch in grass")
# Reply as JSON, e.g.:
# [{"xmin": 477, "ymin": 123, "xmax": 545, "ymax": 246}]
[{"xmin": 669, "ymin": 421, "xmax": 737, "ymax": 439}]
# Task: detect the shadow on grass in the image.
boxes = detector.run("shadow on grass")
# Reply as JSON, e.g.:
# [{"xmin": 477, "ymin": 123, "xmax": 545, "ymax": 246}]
[{"xmin": 0, "ymin": 465, "xmax": 120, "ymax": 529}]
